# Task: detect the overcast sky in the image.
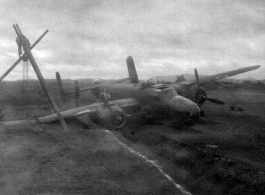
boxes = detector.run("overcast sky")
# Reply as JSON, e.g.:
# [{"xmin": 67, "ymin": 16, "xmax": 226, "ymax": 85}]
[{"xmin": 0, "ymin": 0, "xmax": 264, "ymax": 80}]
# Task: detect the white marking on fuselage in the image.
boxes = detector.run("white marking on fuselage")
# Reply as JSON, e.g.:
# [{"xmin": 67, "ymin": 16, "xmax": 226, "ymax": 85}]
[{"xmin": 105, "ymin": 130, "xmax": 192, "ymax": 195}]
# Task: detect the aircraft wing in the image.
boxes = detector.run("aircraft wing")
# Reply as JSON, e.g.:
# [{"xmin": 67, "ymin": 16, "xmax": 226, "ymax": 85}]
[
  {"xmin": 1, "ymin": 98, "xmax": 140, "ymax": 127},
  {"xmin": 177, "ymin": 65, "xmax": 261, "ymax": 86},
  {"xmin": 0, "ymin": 104, "xmax": 97, "ymax": 127}
]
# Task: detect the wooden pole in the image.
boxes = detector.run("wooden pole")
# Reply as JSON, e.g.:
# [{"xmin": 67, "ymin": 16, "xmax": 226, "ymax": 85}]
[{"xmin": 13, "ymin": 24, "xmax": 69, "ymax": 131}]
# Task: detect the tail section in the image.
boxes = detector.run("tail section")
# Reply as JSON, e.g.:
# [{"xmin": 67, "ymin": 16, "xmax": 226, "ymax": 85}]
[
  {"xmin": 126, "ymin": 56, "xmax": 138, "ymax": 83},
  {"xmin": 56, "ymin": 72, "xmax": 66, "ymax": 103}
]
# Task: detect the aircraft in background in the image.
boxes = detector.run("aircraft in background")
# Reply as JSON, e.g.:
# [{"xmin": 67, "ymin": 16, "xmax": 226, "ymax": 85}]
[
  {"xmin": 2, "ymin": 56, "xmax": 200, "ymax": 130},
  {"xmin": 167, "ymin": 65, "xmax": 260, "ymax": 107}
]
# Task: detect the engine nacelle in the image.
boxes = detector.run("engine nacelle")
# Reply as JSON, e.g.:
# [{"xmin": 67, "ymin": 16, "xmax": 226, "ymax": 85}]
[{"xmin": 90, "ymin": 105, "xmax": 126, "ymax": 129}]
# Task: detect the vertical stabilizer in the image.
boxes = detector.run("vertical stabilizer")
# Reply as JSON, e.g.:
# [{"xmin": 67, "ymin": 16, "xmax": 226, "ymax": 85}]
[
  {"xmin": 56, "ymin": 72, "xmax": 66, "ymax": 102},
  {"xmin": 126, "ymin": 56, "xmax": 139, "ymax": 83}
]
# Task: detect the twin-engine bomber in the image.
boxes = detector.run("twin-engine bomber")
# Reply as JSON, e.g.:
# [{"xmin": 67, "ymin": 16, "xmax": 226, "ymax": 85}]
[
  {"xmin": 2, "ymin": 56, "xmax": 200, "ymax": 130},
  {"xmin": 1, "ymin": 25, "xmax": 200, "ymax": 130},
  {"xmin": 53, "ymin": 56, "xmax": 200, "ymax": 129}
]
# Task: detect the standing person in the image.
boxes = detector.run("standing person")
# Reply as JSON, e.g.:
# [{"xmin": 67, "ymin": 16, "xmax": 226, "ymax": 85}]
[{"xmin": 74, "ymin": 80, "xmax": 80, "ymax": 107}]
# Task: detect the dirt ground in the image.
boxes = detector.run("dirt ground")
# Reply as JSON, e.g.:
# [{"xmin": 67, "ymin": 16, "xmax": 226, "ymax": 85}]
[
  {"xmin": 120, "ymin": 89, "xmax": 265, "ymax": 195},
  {"xmin": 0, "ymin": 85, "xmax": 265, "ymax": 195},
  {"xmin": 0, "ymin": 121, "xmax": 184, "ymax": 195}
]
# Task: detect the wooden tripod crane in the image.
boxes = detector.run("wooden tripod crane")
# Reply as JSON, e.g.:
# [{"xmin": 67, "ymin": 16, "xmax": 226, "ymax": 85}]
[{"xmin": 10, "ymin": 24, "xmax": 69, "ymax": 131}]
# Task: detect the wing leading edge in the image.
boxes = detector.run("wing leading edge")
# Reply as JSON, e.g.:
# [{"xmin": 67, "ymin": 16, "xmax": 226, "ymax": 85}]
[
  {"xmin": 177, "ymin": 65, "xmax": 261, "ymax": 85},
  {"xmin": 1, "ymin": 98, "xmax": 140, "ymax": 128}
]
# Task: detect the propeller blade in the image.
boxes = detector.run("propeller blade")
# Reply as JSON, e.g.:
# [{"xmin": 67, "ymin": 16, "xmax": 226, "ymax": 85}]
[
  {"xmin": 205, "ymin": 97, "xmax": 225, "ymax": 105},
  {"xmin": 194, "ymin": 68, "xmax": 225, "ymax": 106},
  {"xmin": 99, "ymin": 93, "xmax": 114, "ymax": 114},
  {"xmin": 194, "ymin": 68, "xmax": 200, "ymax": 89},
  {"xmin": 74, "ymin": 81, "xmax": 80, "ymax": 107}
]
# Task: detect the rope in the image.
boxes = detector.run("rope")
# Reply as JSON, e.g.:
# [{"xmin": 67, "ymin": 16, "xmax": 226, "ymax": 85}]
[{"xmin": 22, "ymin": 60, "xmax": 30, "ymax": 119}]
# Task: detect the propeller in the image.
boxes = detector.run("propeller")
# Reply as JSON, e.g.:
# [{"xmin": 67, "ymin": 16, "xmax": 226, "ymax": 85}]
[
  {"xmin": 99, "ymin": 93, "xmax": 114, "ymax": 114},
  {"xmin": 56, "ymin": 72, "xmax": 66, "ymax": 103},
  {"xmin": 194, "ymin": 69, "xmax": 224, "ymax": 106},
  {"xmin": 99, "ymin": 93, "xmax": 127, "ymax": 129}
]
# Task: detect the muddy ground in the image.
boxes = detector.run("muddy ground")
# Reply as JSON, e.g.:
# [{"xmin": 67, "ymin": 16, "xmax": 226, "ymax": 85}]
[
  {"xmin": 0, "ymin": 121, "xmax": 184, "ymax": 195},
  {"xmin": 121, "ymin": 89, "xmax": 265, "ymax": 195},
  {"xmin": 0, "ymin": 85, "xmax": 265, "ymax": 195}
]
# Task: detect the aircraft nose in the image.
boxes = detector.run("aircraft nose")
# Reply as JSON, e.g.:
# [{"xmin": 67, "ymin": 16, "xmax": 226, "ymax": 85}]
[{"xmin": 168, "ymin": 95, "xmax": 200, "ymax": 126}]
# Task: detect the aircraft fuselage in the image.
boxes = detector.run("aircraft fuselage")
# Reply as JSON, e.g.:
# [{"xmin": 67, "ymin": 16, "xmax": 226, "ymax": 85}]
[{"xmin": 91, "ymin": 82, "xmax": 200, "ymax": 127}]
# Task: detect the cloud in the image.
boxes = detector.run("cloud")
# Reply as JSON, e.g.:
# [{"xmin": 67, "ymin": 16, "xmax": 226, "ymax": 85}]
[{"xmin": 0, "ymin": 0, "xmax": 264, "ymax": 81}]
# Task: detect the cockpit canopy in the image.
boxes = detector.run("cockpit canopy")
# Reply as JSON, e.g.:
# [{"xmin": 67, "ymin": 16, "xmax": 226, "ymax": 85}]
[
  {"xmin": 158, "ymin": 88, "xmax": 177, "ymax": 98},
  {"xmin": 149, "ymin": 87, "xmax": 178, "ymax": 102}
]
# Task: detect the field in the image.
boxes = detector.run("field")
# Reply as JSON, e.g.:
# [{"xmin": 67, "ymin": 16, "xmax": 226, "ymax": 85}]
[
  {"xmin": 0, "ymin": 82, "xmax": 265, "ymax": 195},
  {"xmin": 126, "ymin": 89, "xmax": 265, "ymax": 195}
]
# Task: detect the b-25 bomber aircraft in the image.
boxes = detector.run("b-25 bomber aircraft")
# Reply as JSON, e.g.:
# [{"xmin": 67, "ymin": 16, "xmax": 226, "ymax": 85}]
[
  {"xmin": 53, "ymin": 56, "xmax": 200, "ymax": 129},
  {"xmin": 2, "ymin": 56, "xmax": 201, "ymax": 130}
]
